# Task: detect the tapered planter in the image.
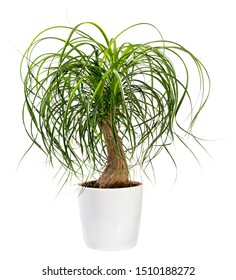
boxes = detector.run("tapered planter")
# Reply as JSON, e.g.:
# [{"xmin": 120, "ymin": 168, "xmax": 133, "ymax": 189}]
[{"xmin": 78, "ymin": 182, "xmax": 143, "ymax": 250}]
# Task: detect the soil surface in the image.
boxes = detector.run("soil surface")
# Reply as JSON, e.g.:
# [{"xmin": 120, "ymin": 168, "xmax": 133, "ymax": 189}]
[{"xmin": 80, "ymin": 180, "xmax": 142, "ymax": 189}]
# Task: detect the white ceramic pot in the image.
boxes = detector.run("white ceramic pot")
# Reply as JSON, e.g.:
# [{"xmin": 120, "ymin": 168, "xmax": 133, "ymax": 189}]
[{"xmin": 78, "ymin": 182, "xmax": 143, "ymax": 251}]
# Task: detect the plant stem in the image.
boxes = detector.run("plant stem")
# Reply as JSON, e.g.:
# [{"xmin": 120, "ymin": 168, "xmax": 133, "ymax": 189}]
[{"xmin": 95, "ymin": 116, "xmax": 129, "ymax": 188}]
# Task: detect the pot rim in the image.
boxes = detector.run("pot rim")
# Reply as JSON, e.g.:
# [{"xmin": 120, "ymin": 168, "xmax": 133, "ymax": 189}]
[{"xmin": 79, "ymin": 180, "xmax": 142, "ymax": 189}]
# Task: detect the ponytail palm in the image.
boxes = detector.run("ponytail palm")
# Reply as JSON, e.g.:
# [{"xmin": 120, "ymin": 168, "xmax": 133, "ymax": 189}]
[{"xmin": 21, "ymin": 22, "xmax": 210, "ymax": 188}]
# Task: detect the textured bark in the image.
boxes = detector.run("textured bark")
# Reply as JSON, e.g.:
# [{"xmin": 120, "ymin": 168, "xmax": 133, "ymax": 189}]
[{"xmin": 95, "ymin": 117, "xmax": 129, "ymax": 188}]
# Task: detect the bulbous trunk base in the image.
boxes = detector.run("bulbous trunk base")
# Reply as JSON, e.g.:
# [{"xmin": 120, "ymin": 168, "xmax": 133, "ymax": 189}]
[{"xmin": 95, "ymin": 166, "xmax": 129, "ymax": 188}]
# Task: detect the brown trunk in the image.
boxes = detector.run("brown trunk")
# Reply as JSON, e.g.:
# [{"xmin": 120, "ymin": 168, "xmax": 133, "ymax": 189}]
[{"xmin": 95, "ymin": 116, "xmax": 129, "ymax": 188}]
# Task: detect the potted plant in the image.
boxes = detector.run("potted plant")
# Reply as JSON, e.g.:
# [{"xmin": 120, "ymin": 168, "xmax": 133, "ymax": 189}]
[{"xmin": 20, "ymin": 22, "xmax": 210, "ymax": 250}]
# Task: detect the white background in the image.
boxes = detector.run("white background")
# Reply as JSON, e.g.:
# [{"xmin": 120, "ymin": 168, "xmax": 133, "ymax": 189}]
[{"xmin": 1, "ymin": 0, "xmax": 235, "ymax": 279}]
